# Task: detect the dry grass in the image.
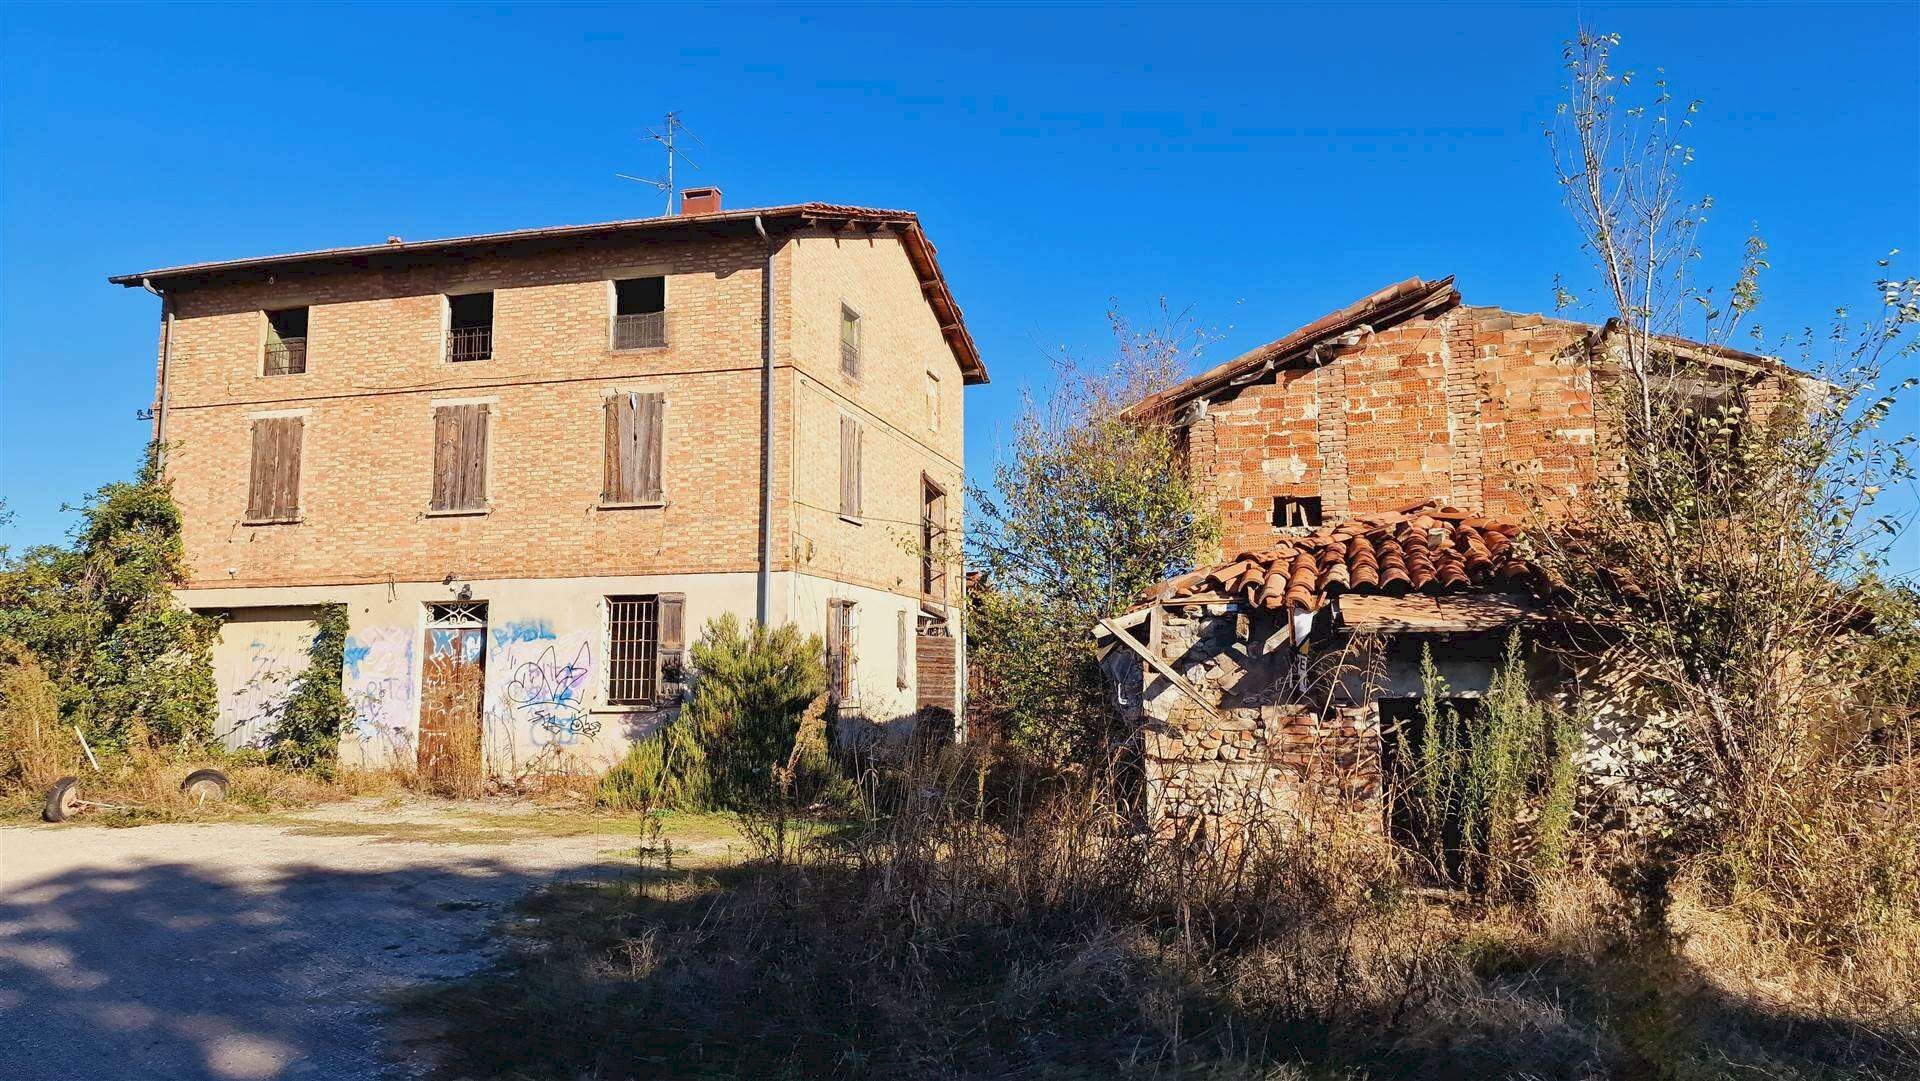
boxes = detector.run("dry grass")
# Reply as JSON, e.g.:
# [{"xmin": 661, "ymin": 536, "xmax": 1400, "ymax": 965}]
[
  {"xmin": 0, "ymin": 752, "xmax": 407, "ymax": 825},
  {"xmin": 400, "ymin": 748, "xmax": 1918, "ymax": 1080}
]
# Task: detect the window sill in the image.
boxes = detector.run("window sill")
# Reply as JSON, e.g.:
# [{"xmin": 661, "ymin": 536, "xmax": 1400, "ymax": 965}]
[
  {"xmin": 425, "ymin": 507, "xmax": 490, "ymax": 518},
  {"xmin": 598, "ymin": 500, "xmax": 667, "ymax": 511},
  {"xmin": 839, "ymin": 514, "xmax": 864, "ymax": 527},
  {"xmin": 610, "ymin": 343, "xmax": 669, "ymax": 354},
  {"xmin": 593, "ymin": 703, "xmax": 664, "ymax": 714},
  {"xmin": 242, "ymin": 517, "xmax": 303, "ymax": 527}
]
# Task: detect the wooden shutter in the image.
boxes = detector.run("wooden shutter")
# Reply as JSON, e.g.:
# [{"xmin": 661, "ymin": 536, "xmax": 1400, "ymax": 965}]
[
  {"xmin": 826, "ymin": 600, "xmax": 847, "ymax": 702},
  {"xmin": 839, "ymin": 416, "xmax": 863, "ymax": 517},
  {"xmin": 246, "ymin": 416, "xmax": 302, "ymax": 522},
  {"xmin": 603, "ymin": 392, "xmax": 666, "ymax": 504},
  {"xmin": 896, "ymin": 609, "xmax": 911, "ymax": 689},
  {"xmin": 431, "ymin": 404, "xmax": 488, "ymax": 511},
  {"xmin": 654, "ymin": 592, "xmax": 685, "ymax": 702}
]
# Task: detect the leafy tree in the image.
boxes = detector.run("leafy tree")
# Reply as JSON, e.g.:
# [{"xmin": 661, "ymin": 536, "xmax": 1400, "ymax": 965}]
[
  {"xmin": 0, "ymin": 443, "xmax": 218, "ymax": 752},
  {"xmin": 967, "ymin": 304, "xmax": 1219, "ymax": 766}
]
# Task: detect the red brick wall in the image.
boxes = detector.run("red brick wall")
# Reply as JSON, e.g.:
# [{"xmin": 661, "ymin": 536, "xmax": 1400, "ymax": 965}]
[{"xmin": 1188, "ymin": 305, "xmax": 1598, "ymax": 554}]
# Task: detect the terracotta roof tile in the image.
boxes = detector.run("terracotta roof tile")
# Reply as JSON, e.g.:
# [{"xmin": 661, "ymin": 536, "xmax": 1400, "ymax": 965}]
[{"xmin": 1139, "ymin": 500, "xmax": 1543, "ymax": 614}]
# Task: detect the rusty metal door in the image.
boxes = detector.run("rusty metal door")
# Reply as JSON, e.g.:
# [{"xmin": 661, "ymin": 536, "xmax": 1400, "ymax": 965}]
[{"xmin": 420, "ymin": 602, "xmax": 486, "ymax": 791}]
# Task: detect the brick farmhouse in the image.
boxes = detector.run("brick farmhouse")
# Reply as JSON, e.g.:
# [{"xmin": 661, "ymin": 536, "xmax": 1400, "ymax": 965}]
[
  {"xmin": 1102, "ymin": 276, "xmax": 1795, "ymax": 836},
  {"xmin": 112, "ymin": 192, "xmax": 984, "ymax": 781}
]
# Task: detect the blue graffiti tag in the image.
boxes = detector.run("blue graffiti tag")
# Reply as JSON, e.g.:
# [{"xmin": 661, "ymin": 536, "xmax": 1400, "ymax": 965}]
[{"xmin": 505, "ymin": 642, "xmax": 599, "ymax": 746}]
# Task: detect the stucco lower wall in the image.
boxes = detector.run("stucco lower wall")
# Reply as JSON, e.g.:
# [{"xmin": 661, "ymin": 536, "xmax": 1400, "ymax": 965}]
[{"xmin": 183, "ymin": 569, "xmax": 962, "ymax": 777}]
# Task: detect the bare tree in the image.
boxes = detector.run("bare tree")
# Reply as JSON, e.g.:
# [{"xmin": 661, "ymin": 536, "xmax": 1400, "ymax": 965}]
[{"xmin": 1537, "ymin": 30, "xmax": 1920, "ymax": 942}]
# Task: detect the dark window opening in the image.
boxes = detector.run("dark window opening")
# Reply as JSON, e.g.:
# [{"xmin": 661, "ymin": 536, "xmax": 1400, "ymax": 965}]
[
  {"xmin": 1273, "ymin": 496, "xmax": 1323, "ymax": 529},
  {"xmin": 447, "ymin": 292, "xmax": 493, "ymax": 362},
  {"xmin": 921, "ymin": 477, "xmax": 948, "ymax": 603},
  {"xmin": 613, "ymin": 277, "xmax": 667, "ymax": 349},
  {"xmin": 606, "ymin": 595, "xmax": 661, "ymax": 705},
  {"xmin": 264, "ymin": 308, "xmax": 309, "ymax": 376}
]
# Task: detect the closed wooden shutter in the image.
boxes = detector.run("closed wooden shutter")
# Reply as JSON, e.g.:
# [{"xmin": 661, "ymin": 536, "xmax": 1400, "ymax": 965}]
[
  {"xmin": 897, "ymin": 609, "xmax": 911, "ymax": 689},
  {"xmin": 603, "ymin": 392, "xmax": 665, "ymax": 504},
  {"xmin": 431, "ymin": 404, "xmax": 489, "ymax": 511},
  {"xmin": 246, "ymin": 416, "xmax": 303, "ymax": 522},
  {"xmin": 826, "ymin": 600, "xmax": 849, "ymax": 702},
  {"xmin": 655, "ymin": 592, "xmax": 685, "ymax": 702},
  {"xmin": 839, "ymin": 416, "xmax": 863, "ymax": 517}
]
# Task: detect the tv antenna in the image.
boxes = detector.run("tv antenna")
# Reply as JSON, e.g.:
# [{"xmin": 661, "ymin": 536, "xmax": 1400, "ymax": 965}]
[{"xmin": 617, "ymin": 111, "xmax": 705, "ymax": 215}]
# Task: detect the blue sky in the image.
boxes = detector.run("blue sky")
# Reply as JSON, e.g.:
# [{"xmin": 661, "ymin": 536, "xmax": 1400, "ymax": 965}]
[{"xmin": 3, "ymin": 3, "xmax": 1917, "ymax": 567}]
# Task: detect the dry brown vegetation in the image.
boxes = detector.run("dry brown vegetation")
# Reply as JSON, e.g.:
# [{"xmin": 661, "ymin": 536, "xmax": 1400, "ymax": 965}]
[{"xmin": 403, "ymin": 746, "xmax": 1919, "ymax": 1081}]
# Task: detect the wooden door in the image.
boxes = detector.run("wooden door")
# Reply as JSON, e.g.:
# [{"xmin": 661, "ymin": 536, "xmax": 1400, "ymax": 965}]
[{"xmin": 420, "ymin": 603, "xmax": 486, "ymax": 791}]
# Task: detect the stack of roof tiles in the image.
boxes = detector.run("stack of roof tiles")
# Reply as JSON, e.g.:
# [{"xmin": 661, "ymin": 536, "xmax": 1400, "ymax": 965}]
[{"xmin": 1140, "ymin": 502, "xmax": 1541, "ymax": 614}]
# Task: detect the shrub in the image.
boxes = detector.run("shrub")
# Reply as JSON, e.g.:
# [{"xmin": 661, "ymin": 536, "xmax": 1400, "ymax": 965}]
[
  {"xmin": 1396, "ymin": 634, "xmax": 1575, "ymax": 894},
  {"xmin": 598, "ymin": 615, "xmax": 828, "ymax": 812},
  {"xmin": 267, "ymin": 604, "xmax": 352, "ymax": 773}
]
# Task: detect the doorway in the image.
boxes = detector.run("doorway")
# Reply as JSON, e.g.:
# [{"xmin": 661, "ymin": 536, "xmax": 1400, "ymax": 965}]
[{"xmin": 420, "ymin": 601, "xmax": 487, "ymax": 791}]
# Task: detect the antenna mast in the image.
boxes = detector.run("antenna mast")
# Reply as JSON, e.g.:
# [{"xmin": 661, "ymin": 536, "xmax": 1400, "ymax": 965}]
[{"xmin": 616, "ymin": 111, "xmax": 706, "ymax": 214}]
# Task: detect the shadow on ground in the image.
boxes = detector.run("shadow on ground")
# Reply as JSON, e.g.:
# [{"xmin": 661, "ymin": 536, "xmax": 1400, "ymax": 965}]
[{"xmin": 0, "ymin": 847, "xmax": 629, "ymax": 1081}]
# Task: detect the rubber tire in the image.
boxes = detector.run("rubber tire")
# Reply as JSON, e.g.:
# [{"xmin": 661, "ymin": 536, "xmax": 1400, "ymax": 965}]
[
  {"xmin": 180, "ymin": 768, "xmax": 231, "ymax": 805},
  {"xmin": 43, "ymin": 776, "xmax": 81, "ymax": 822}
]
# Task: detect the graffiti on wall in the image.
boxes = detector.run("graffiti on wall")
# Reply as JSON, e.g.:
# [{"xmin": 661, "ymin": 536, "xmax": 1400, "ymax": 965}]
[
  {"xmin": 506, "ymin": 642, "xmax": 600, "ymax": 746},
  {"xmin": 344, "ymin": 627, "xmax": 415, "ymax": 754},
  {"xmin": 483, "ymin": 619, "xmax": 602, "ymax": 748}
]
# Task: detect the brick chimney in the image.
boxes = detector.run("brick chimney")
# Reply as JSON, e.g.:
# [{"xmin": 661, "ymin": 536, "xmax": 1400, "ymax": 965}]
[{"xmin": 678, "ymin": 187, "xmax": 721, "ymax": 215}]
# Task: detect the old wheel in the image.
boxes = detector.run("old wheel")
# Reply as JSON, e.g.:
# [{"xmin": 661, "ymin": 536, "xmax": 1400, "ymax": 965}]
[
  {"xmin": 180, "ymin": 769, "xmax": 231, "ymax": 806},
  {"xmin": 43, "ymin": 776, "xmax": 82, "ymax": 822}
]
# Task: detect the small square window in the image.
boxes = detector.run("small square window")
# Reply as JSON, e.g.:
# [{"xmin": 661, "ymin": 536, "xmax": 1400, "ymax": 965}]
[{"xmin": 1273, "ymin": 496, "xmax": 1323, "ymax": 529}]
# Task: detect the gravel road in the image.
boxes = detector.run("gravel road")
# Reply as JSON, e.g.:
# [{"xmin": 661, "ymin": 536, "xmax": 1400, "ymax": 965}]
[{"xmin": 0, "ymin": 801, "xmax": 664, "ymax": 1081}]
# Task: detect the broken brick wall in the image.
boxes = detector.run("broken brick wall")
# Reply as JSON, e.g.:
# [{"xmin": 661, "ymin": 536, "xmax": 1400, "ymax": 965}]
[
  {"xmin": 1118, "ymin": 604, "xmax": 1381, "ymax": 840},
  {"xmin": 1184, "ymin": 306, "xmax": 1598, "ymax": 556}
]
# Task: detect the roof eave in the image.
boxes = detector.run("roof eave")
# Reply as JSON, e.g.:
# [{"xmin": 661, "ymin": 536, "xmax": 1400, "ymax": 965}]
[{"xmin": 108, "ymin": 201, "xmax": 988, "ymax": 384}]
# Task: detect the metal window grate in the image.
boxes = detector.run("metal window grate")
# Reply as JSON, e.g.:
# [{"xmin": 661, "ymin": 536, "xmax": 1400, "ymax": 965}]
[
  {"xmin": 613, "ymin": 311, "xmax": 666, "ymax": 350},
  {"xmin": 264, "ymin": 337, "xmax": 307, "ymax": 376},
  {"xmin": 427, "ymin": 601, "xmax": 488, "ymax": 627},
  {"xmin": 447, "ymin": 325, "xmax": 493, "ymax": 362},
  {"xmin": 606, "ymin": 595, "xmax": 660, "ymax": 705}
]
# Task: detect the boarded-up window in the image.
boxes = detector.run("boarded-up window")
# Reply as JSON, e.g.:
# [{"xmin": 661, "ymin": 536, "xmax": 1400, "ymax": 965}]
[
  {"xmin": 430, "ymin": 404, "xmax": 489, "ymax": 512},
  {"xmin": 246, "ymin": 416, "xmax": 303, "ymax": 522},
  {"xmin": 826, "ymin": 599, "xmax": 857, "ymax": 705},
  {"xmin": 925, "ymin": 369, "xmax": 941, "ymax": 432},
  {"xmin": 840, "ymin": 304, "xmax": 861, "ymax": 378},
  {"xmin": 896, "ymin": 609, "xmax": 911, "ymax": 690},
  {"xmin": 839, "ymin": 416, "xmax": 864, "ymax": 518},
  {"xmin": 602, "ymin": 392, "xmax": 665, "ymax": 504}
]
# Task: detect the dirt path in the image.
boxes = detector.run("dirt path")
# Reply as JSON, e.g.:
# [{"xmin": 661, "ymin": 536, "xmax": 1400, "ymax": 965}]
[{"xmin": 0, "ymin": 799, "xmax": 735, "ymax": 1081}]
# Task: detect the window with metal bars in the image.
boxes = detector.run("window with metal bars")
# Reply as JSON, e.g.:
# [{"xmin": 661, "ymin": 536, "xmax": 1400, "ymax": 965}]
[
  {"xmin": 446, "ymin": 292, "xmax": 494, "ymax": 362},
  {"xmin": 263, "ymin": 307, "xmax": 309, "ymax": 376},
  {"xmin": 605, "ymin": 595, "xmax": 661, "ymax": 705}
]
